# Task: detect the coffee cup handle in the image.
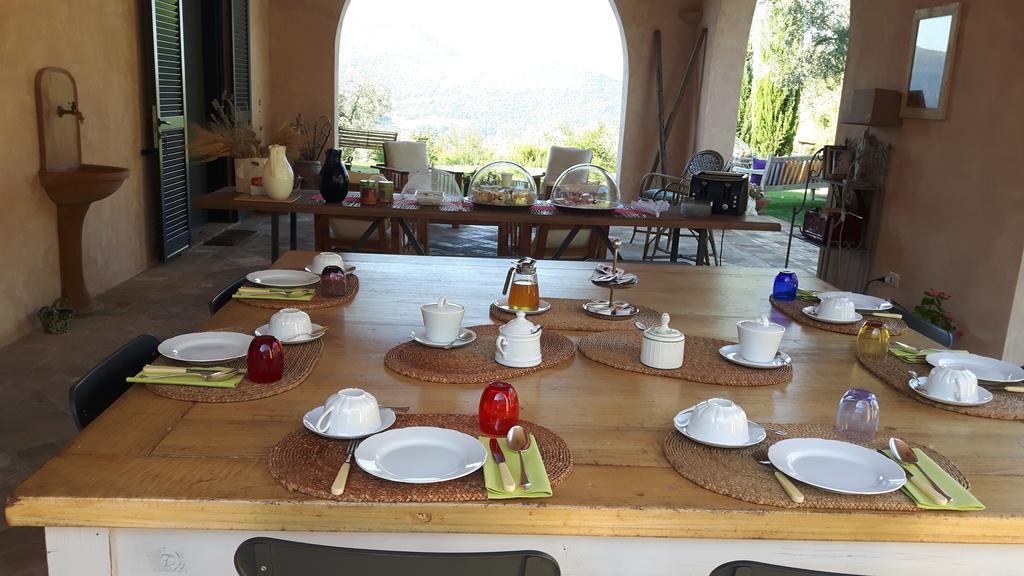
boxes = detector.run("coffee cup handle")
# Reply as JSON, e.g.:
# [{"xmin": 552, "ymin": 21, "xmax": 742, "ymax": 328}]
[
  {"xmin": 315, "ymin": 405, "xmax": 334, "ymax": 433},
  {"xmin": 495, "ymin": 335, "xmax": 507, "ymax": 358}
]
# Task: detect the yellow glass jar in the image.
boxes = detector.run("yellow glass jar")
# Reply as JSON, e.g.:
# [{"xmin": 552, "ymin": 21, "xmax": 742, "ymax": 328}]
[{"xmin": 857, "ymin": 320, "xmax": 890, "ymax": 362}]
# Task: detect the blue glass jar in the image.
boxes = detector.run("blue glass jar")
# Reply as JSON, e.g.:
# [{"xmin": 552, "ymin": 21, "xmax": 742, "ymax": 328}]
[{"xmin": 772, "ymin": 270, "xmax": 799, "ymax": 301}]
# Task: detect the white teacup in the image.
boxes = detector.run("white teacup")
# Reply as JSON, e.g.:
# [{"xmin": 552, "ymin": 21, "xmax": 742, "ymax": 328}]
[
  {"xmin": 269, "ymin": 308, "xmax": 313, "ymax": 340},
  {"xmin": 421, "ymin": 296, "xmax": 464, "ymax": 343},
  {"xmin": 736, "ymin": 315, "xmax": 785, "ymax": 363},
  {"xmin": 924, "ymin": 365, "xmax": 979, "ymax": 402},
  {"xmin": 816, "ymin": 296, "xmax": 858, "ymax": 321},
  {"xmin": 315, "ymin": 388, "xmax": 382, "ymax": 435},
  {"xmin": 310, "ymin": 252, "xmax": 345, "ymax": 274},
  {"xmin": 686, "ymin": 398, "xmax": 750, "ymax": 445}
]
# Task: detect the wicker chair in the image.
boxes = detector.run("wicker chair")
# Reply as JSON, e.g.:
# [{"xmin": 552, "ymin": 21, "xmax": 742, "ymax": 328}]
[{"xmin": 632, "ymin": 149, "xmax": 725, "ymax": 261}]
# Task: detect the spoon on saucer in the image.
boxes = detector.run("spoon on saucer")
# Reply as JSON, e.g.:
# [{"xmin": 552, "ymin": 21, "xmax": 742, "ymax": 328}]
[
  {"xmin": 281, "ymin": 327, "xmax": 328, "ymax": 342},
  {"xmin": 634, "ymin": 320, "xmax": 648, "ymax": 331},
  {"xmin": 443, "ymin": 330, "xmax": 475, "ymax": 349}
]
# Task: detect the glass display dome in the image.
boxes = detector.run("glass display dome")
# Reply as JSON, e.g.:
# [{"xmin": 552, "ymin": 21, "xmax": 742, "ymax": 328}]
[
  {"xmin": 469, "ymin": 160, "xmax": 538, "ymax": 208},
  {"xmin": 401, "ymin": 168, "xmax": 462, "ymax": 206},
  {"xmin": 550, "ymin": 164, "xmax": 619, "ymax": 210}
]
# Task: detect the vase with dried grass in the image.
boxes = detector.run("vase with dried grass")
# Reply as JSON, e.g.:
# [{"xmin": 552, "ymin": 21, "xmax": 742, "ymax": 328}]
[{"xmin": 187, "ymin": 99, "xmax": 300, "ymax": 194}]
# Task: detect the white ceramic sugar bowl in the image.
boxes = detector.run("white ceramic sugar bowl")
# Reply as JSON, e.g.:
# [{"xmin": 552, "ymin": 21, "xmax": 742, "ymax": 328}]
[
  {"xmin": 641, "ymin": 313, "xmax": 685, "ymax": 369},
  {"xmin": 495, "ymin": 311, "xmax": 542, "ymax": 368}
]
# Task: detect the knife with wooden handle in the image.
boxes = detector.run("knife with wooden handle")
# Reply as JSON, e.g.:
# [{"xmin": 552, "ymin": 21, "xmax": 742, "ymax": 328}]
[
  {"xmin": 773, "ymin": 471, "xmax": 805, "ymax": 503},
  {"xmin": 142, "ymin": 365, "xmax": 236, "ymax": 374},
  {"xmin": 490, "ymin": 438, "xmax": 516, "ymax": 492},
  {"xmin": 331, "ymin": 441, "xmax": 358, "ymax": 496},
  {"xmin": 906, "ymin": 469, "xmax": 949, "ymax": 505}
]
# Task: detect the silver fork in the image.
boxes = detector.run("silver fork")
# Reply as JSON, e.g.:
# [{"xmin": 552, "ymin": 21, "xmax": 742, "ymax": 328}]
[{"xmin": 331, "ymin": 439, "xmax": 360, "ymax": 496}]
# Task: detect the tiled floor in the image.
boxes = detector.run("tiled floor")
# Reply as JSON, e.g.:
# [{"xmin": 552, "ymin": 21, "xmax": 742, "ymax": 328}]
[{"xmin": 0, "ymin": 212, "xmax": 819, "ymax": 575}]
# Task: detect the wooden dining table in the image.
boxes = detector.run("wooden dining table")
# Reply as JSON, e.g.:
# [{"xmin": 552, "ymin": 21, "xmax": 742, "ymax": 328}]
[
  {"xmin": 7, "ymin": 253, "xmax": 1024, "ymax": 575},
  {"xmin": 192, "ymin": 187, "xmax": 780, "ymax": 261}
]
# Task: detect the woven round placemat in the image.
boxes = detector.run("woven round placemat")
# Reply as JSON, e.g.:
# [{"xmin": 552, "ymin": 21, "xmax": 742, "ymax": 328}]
[
  {"xmin": 268, "ymin": 413, "xmax": 573, "ymax": 502},
  {"xmin": 147, "ymin": 338, "xmax": 323, "ymax": 402},
  {"xmin": 490, "ymin": 298, "xmax": 659, "ymax": 332},
  {"xmin": 770, "ymin": 296, "xmax": 908, "ymax": 336},
  {"xmin": 663, "ymin": 423, "xmax": 968, "ymax": 510},
  {"xmin": 578, "ymin": 331, "xmax": 791, "ymax": 387},
  {"xmin": 237, "ymin": 275, "xmax": 360, "ymax": 310},
  {"xmin": 384, "ymin": 324, "xmax": 575, "ymax": 384},
  {"xmin": 858, "ymin": 351, "xmax": 1024, "ymax": 421}
]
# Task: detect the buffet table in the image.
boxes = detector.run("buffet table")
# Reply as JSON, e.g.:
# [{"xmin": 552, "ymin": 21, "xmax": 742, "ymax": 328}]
[
  {"xmin": 192, "ymin": 188, "xmax": 780, "ymax": 261},
  {"xmin": 7, "ymin": 253, "xmax": 1024, "ymax": 576}
]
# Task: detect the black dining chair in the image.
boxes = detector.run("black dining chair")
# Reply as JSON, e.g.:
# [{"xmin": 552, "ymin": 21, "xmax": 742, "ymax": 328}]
[
  {"xmin": 709, "ymin": 560, "xmax": 864, "ymax": 576},
  {"xmin": 68, "ymin": 334, "xmax": 160, "ymax": 430},
  {"xmin": 234, "ymin": 537, "xmax": 560, "ymax": 576},
  {"xmin": 890, "ymin": 303, "xmax": 954, "ymax": 347},
  {"xmin": 209, "ymin": 275, "xmax": 248, "ymax": 315}
]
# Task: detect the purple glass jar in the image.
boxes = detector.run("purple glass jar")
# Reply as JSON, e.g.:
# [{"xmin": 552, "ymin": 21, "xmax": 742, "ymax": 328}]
[
  {"xmin": 320, "ymin": 265, "xmax": 348, "ymax": 298},
  {"xmin": 835, "ymin": 388, "xmax": 879, "ymax": 442}
]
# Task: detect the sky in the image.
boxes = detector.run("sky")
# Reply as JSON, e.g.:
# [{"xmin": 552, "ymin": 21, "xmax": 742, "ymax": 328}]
[{"xmin": 338, "ymin": 0, "xmax": 624, "ymax": 81}]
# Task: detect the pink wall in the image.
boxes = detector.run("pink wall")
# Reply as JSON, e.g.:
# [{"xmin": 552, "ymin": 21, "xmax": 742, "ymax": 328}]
[
  {"xmin": 260, "ymin": 0, "xmax": 706, "ymax": 201},
  {"xmin": 838, "ymin": 0, "xmax": 1024, "ymax": 357}
]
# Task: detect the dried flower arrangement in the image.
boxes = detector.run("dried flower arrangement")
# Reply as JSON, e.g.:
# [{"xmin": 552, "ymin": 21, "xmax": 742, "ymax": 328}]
[
  {"xmin": 188, "ymin": 99, "xmax": 300, "ymax": 161},
  {"xmin": 292, "ymin": 114, "xmax": 332, "ymax": 162}
]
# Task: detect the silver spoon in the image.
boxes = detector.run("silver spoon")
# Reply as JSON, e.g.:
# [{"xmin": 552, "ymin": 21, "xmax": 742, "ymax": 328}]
[
  {"xmin": 140, "ymin": 367, "xmax": 242, "ymax": 382},
  {"xmin": 506, "ymin": 425, "xmax": 532, "ymax": 489},
  {"xmin": 281, "ymin": 327, "xmax": 328, "ymax": 342},
  {"xmin": 443, "ymin": 330, "xmax": 474, "ymax": 349},
  {"xmin": 889, "ymin": 437, "xmax": 951, "ymax": 502},
  {"xmin": 634, "ymin": 320, "xmax": 648, "ymax": 331},
  {"xmin": 751, "ymin": 421, "xmax": 787, "ymax": 436}
]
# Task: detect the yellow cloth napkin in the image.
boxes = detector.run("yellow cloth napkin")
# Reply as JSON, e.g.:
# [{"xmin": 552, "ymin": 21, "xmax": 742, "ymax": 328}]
[
  {"xmin": 884, "ymin": 448, "xmax": 985, "ymax": 510},
  {"xmin": 478, "ymin": 435, "xmax": 552, "ymax": 499},
  {"xmin": 127, "ymin": 369, "xmax": 242, "ymax": 388},
  {"xmin": 232, "ymin": 288, "xmax": 315, "ymax": 302},
  {"xmin": 889, "ymin": 347, "xmax": 967, "ymax": 363}
]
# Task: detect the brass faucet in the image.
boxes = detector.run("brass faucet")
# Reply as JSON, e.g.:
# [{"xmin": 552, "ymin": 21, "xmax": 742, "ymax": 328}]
[{"xmin": 57, "ymin": 101, "xmax": 84, "ymax": 122}]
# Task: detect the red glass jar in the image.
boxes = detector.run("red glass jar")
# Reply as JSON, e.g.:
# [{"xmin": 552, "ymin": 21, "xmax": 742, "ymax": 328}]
[
  {"xmin": 247, "ymin": 335, "xmax": 284, "ymax": 383},
  {"xmin": 479, "ymin": 381, "xmax": 519, "ymax": 436},
  {"xmin": 320, "ymin": 265, "xmax": 348, "ymax": 298}
]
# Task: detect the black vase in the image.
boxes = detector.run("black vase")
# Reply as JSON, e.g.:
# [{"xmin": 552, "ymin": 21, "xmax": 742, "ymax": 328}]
[{"xmin": 320, "ymin": 149, "xmax": 349, "ymax": 203}]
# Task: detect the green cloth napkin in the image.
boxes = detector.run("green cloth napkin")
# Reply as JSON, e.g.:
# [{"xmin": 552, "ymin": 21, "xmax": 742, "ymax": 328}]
[
  {"xmin": 796, "ymin": 289, "xmax": 820, "ymax": 301},
  {"xmin": 884, "ymin": 448, "xmax": 985, "ymax": 510},
  {"xmin": 126, "ymin": 369, "xmax": 242, "ymax": 388},
  {"xmin": 478, "ymin": 435, "xmax": 552, "ymax": 499},
  {"xmin": 232, "ymin": 289, "xmax": 315, "ymax": 302},
  {"xmin": 889, "ymin": 346, "xmax": 967, "ymax": 363}
]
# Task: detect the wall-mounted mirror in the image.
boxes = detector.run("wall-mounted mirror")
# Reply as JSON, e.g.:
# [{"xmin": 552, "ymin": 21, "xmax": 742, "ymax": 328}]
[{"xmin": 901, "ymin": 3, "xmax": 961, "ymax": 120}]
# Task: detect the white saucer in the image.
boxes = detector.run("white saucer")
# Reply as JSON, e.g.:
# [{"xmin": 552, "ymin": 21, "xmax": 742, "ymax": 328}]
[
  {"xmin": 255, "ymin": 323, "xmax": 326, "ymax": 345},
  {"xmin": 304, "ymin": 264, "xmax": 357, "ymax": 275},
  {"xmin": 672, "ymin": 410, "xmax": 766, "ymax": 449},
  {"xmin": 493, "ymin": 297, "xmax": 551, "ymax": 315},
  {"xmin": 801, "ymin": 306, "xmax": 863, "ymax": 325},
  {"xmin": 718, "ymin": 344, "xmax": 792, "ymax": 369},
  {"xmin": 410, "ymin": 328, "xmax": 477, "ymax": 349},
  {"xmin": 908, "ymin": 376, "xmax": 994, "ymax": 407},
  {"xmin": 302, "ymin": 406, "xmax": 397, "ymax": 440}
]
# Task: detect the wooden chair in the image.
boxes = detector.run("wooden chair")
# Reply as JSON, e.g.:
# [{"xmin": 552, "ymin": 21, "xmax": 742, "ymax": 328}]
[
  {"xmin": 234, "ymin": 537, "xmax": 560, "ymax": 576},
  {"xmin": 890, "ymin": 303, "xmax": 955, "ymax": 347},
  {"xmin": 376, "ymin": 140, "xmax": 429, "ymax": 191},
  {"xmin": 209, "ymin": 275, "xmax": 247, "ymax": 315},
  {"xmin": 709, "ymin": 560, "xmax": 860, "ymax": 576},
  {"xmin": 68, "ymin": 335, "xmax": 160, "ymax": 430}
]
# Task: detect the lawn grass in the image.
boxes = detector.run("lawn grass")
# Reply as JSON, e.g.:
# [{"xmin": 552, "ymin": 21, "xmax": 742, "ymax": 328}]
[{"xmin": 758, "ymin": 189, "xmax": 827, "ymax": 222}]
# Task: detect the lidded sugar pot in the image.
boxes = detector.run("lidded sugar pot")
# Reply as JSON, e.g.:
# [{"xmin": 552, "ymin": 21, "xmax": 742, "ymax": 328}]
[
  {"xmin": 640, "ymin": 313, "xmax": 685, "ymax": 369},
  {"xmin": 495, "ymin": 311, "xmax": 542, "ymax": 368}
]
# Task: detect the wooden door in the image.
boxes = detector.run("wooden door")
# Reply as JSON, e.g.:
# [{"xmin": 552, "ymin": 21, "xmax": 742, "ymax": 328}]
[{"xmin": 149, "ymin": 0, "xmax": 191, "ymax": 260}]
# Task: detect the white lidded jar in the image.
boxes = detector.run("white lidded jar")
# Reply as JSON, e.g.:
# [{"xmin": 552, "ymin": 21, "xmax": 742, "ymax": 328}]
[
  {"xmin": 495, "ymin": 311, "xmax": 542, "ymax": 368},
  {"xmin": 641, "ymin": 313, "xmax": 685, "ymax": 369}
]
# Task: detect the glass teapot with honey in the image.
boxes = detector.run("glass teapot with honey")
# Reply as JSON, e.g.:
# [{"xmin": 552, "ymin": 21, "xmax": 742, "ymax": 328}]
[{"xmin": 502, "ymin": 257, "xmax": 539, "ymax": 311}]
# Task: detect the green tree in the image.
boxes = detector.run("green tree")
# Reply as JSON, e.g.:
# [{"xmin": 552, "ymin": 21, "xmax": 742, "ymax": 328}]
[
  {"xmin": 736, "ymin": 48, "xmax": 754, "ymax": 145},
  {"xmin": 510, "ymin": 143, "xmax": 548, "ymax": 168},
  {"xmin": 418, "ymin": 129, "xmax": 494, "ymax": 166},
  {"xmin": 750, "ymin": 77, "xmax": 800, "ymax": 157},
  {"xmin": 552, "ymin": 123, "xmax": 618, "ymax": 170},
  {"xmin": 337, "ymin": 81, "xmax": 392, "ymax": 165}
]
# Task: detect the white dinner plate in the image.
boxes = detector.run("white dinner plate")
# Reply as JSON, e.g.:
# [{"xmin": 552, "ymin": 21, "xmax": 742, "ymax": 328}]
[
  {"xmin": 908, "ymin": 375, "xmax": 993, "ymax": 407},
  {"xmin": 355, "ymin": 427, "xmax": 487, "ymax": 484},
  {"xmin": 302, "ymin": 406, "xmax": 397, "ymax": 440},
  {"xmin": 246, "ymin": 269, "xmax": 321, "ymax": 288},
  {"xmin": 800, "ymin": 306, "xmax": 863, "ymax": 325},
  {"xmin": 410, "ymin": 328, "xmax": 477, "ymax": 349},
  {"xmin": 718, "ymin": 344, "xmax": 792, "ymax": 369},
  {"xmin": 925, "ymin": 352, "xmax": 1024, "ymax": 383},
  {"xmin": 816, "ymin": 291, "xmax": 893, "ymax": 311},
  {"xmin": 768, "ymin": 438, "xmax": 906, "ymax": 495},
  {"xmin": 158, "ymin": 332, "xmax": 253, "ymax": 364},
  {"xmin": 304, "ymin": 264, "xmax": 357, "ymax": 275},
  {"xmin": 672, "ymin": 410, "xmax": 766, "ymax": 449},
  {"xmin": 255, "ymin": 323, "xmax": 326, "ymax": 345},
  {"xmin": 493, "ymin": 297, "xmax": 551, "ymax": 315}
]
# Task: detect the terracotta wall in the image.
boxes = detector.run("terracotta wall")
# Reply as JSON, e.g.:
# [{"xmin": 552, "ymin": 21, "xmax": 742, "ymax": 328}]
[
  {"xmin": 0, "ymin": 0, "xmax": 154, "ymax": 347},
  {"xmin": 260, "ymin": 0, "xmax": 706, "ymax": 201},
  {"xmin": 695, "ymin": 0, "xmax": 756, "ymax": 157},
  {"xmin": 838, "ymin": 0, "xmax": 1024, "ymax": 359}
]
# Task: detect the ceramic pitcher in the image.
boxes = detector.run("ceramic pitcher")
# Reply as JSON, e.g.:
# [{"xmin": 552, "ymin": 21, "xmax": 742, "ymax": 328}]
[{"xmin": 263, "ymin": 144, "xmax": 294, "ymax": 200}]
